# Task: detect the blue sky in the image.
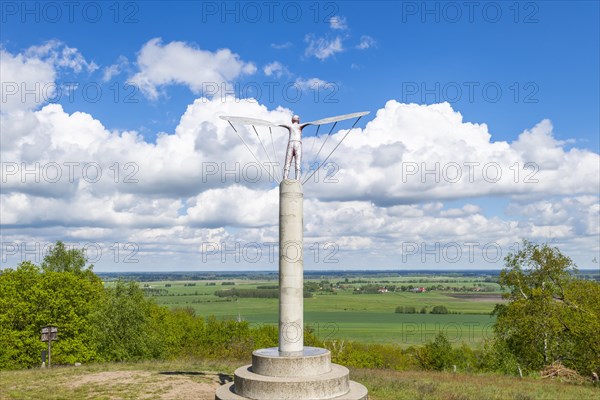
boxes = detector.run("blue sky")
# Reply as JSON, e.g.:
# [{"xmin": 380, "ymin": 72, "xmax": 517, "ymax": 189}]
[
  {"xmin": 3, "ymin": 1, "xmax": 598, "ymax": 146},
  {"xmin": 1, "ymin": 1, "xmax": 599, "ymax": 271}
]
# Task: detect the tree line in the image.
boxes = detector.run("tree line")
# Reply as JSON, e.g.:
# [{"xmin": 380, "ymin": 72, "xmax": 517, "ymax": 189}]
[
  {"xmin": 395, "ymin": 305, "xmax": 452, "ymax": 314},
  {"xmin": 0, "ymin": 242, "xmax": 279, "ymax": 368},
  {"xmin": 214, "ymin": 288, "xmax": 313, "ymax": 299},
  {"xmin": 0, "ymin": 240, "xmax": 598, "ymax": 379}
]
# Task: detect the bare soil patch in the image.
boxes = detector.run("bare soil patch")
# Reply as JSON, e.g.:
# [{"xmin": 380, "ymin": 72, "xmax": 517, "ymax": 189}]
[{"xmin": 65, "ymin": 369, "xmax": 222, "ymax": 399}]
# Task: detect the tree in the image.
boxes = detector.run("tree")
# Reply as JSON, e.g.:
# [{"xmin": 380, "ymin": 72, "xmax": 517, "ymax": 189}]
[
  {"xmin": 416, "ymin": 332, "xmax": 453, "ymax": 371},
  {"xmin": 90, "ymin": 280, "xmax": 162, "ymax": 361},
  {"xmin": 558, "ymin": 279, "xmax": 600, "ymax": 374},
  {"xmin": 0, "ymin": 250, "xmax": 104, "ymax": 369},
  {"xmin": 41, "ymin": 241, "xmax": 94, "ymax": 276},
  {"xmin": 493, "ymin": 240, "xmax": 600, "ymax": 375},
  {"xmin": 0, "ymin": 262, "xmax": 45, "ymax": 368},
  {"xmin": 430, "ymin": 305, "xmax": 449, "ymax": 314}
]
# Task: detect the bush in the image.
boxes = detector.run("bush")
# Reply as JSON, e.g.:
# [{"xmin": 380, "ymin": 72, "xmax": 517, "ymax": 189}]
[
  {"xmin": 0, "ymin": 258, "xmax": 104, "ymax": 369},
  {"xmin": 430, "ymin": 305, "xmax": 449, "ymax": 314},
  {"xmin": 477, "ymin": 338, "xmax": 520, "ymax": 375},
  {"xmin": 415, "ymin": 332, "xmax": 453, "ymax": 371}
]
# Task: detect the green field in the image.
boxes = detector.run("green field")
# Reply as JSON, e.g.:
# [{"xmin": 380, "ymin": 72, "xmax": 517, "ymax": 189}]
[{"xmin": 121, "ymin": 274, "xmax": 503, "ymax": 346}]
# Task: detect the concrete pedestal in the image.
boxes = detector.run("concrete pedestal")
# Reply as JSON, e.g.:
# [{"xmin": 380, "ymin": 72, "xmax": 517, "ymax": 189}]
[
  {"xmin": 215, "ymin": 180, "xmax": 368, "ymax": 399},
  {"xmin": 279, "ymin": 179, "xmax": 304, "ymax": 354},
  {"xmin": 215, "ymin": 347, "xmax": 368, "ymax": 400}
]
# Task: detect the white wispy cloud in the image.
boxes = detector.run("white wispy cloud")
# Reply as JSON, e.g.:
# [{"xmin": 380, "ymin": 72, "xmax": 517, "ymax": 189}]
[
  {"xmin": 304, "ymin": 35, "xmax": 343, "ymax": 60},
  {"xmin": 271, "ymin": 42, "xmax": 293, "ymax": 50},
  {"xmin": 102, "ymin": 55, "xmax": 130, "ymax": 82},
  {"xmin": 294, "ymin": 77, "xmax": 328, "ymax": 91},
  {"xmin": 329, "ymin": 16, "xmax": 348, "ymax": 30},
  {"xmin": 356, "ymin": 35, "xmax": 377, "ymax": 50},
  {"xmin": 25, "ymin": 40, "xmax": 98, "ymax": 73},
  {"xmin": 263, "ymin": 61, "xmax": 289, "ymax": 78}
]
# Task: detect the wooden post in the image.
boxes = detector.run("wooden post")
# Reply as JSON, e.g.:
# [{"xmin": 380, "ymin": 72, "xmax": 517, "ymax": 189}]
[{"xmin": 41, "ymin": 326, "xmax": 57, "ymax": 368}]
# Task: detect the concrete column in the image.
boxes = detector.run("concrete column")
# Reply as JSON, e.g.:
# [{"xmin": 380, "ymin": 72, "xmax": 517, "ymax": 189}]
[{"xmin": 279, "ymin": 179, "xmax": 304, "ymax": 354}]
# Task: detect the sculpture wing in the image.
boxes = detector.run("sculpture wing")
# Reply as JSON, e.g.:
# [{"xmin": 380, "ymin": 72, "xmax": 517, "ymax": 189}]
[
  {"xmin": 219, "ymin": 115, "xmax": 278, "ymax": 127},
  {"xmin": 303, "ymin": 111, "xmax": 370, "ymax": 126}
]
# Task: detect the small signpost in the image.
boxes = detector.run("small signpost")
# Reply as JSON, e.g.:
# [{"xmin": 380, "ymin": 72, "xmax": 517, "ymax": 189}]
[{"xmin": 41, "ymin": 326, "xmax": 58, "ymax": 368}]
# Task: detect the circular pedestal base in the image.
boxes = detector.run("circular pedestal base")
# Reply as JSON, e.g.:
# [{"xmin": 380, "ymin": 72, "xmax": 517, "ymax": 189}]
[
  {"xmin": 252, "ymin": 347, "xmax": 331, "ymax": 377},
  {"xmin": 215, "ymin": 347, "xmax": 368, "ymax": 400},
  {"xmin": 235, "ymin": 363, "xmax": 349, "ymax": 399},
  {"xmin": 215, "ymin": 379, "xmax": 368, "ymax": 400}
]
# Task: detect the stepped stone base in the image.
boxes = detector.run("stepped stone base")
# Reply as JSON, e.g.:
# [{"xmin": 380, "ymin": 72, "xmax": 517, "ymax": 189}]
[{"xmin": 215, "ymin": 347, "xmax": 368, "ymax": 400}]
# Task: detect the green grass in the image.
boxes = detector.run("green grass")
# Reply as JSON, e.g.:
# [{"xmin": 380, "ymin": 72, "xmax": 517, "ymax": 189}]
[
  {"xmin": 352, "ymin": 368, "xmax": 600, "ymax": 400},
  {"xmin": 1, "ymin": 359, "xmax": 597, "ymax": 400},
  {"xmin": 132, "ymin": 276, "xmax": 501, "ymax": 346}
]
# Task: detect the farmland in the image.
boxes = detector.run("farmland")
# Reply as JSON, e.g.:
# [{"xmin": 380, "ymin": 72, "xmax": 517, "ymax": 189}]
[{"xmin": 103, "ymin": 271, "xmax": 504, "ymax": 347}]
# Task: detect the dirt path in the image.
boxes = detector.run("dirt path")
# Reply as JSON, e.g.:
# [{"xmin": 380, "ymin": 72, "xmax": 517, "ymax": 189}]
[{"xmin": 56, "ymin": 368, "xmax": 228, "ymax": 399}]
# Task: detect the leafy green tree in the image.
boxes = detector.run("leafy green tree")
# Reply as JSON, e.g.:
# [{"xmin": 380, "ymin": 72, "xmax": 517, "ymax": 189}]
[
  {"xmin": 41, "ymin": 241, "xmax": 91, "ymax": 274},
  {"xmin": 493, "ymin": 240, "xmax": 600, "ymax": 375},
  {"xmin": 416, "ymin": 332, "xmax": 453, "ymax": 371},
  {"xmin": 430, "ymin": 305, "xmax": 449, "ymax": 314},
  {"xmin": 0, "ymin": 262, "xmax": 45, "ymax": 368},
  {"xmin": 90, "ymin": 280, "xmax": 163, "ymax": 361},
  {"xmin": 0, "ymin": 251, "xmax": 104, "ymax": 369},
  {"xmin": 161, "ymin": 307, "xmax": 207, "ymax": 357},
  {"xmin": 477, "ymin": 338, "xmax": 520, "ymax": 375},
  {"xmin": 558, "ymin": 279, "xmax": 600, "ymax": 374}
]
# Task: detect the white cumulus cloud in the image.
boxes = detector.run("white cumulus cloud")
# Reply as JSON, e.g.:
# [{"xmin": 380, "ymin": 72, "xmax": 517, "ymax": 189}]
[
  {"xmin": 129, "ymin": 38, "xmax": 257, "ymax": 99},
  {"xmin": 1, "ymin": 44, "xmax": 598, "ymax": 270}
]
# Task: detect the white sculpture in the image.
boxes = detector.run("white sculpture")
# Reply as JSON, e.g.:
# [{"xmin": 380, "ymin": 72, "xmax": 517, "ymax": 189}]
[
  {"xmin": 279, "ymin": 115, "xmax": 311, "ymax": 180},
  {"xmin": 216, "ymin": 110, "xmax": 371, "ymax": 400},
  {"xmin": 220, "ymin": 111, "xmax": 369, "ymax": 183}
]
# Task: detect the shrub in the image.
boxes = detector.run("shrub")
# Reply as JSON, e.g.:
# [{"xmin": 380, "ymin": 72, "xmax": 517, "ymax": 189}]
[{"xmin": 430, "ymin": 305, "xmax": 449, "ymax": 314}]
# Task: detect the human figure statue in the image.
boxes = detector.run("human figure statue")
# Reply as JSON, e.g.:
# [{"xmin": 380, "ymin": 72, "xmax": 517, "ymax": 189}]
[
  {"xmin": 280, "ymin": 115, "xmax": 311, "ymax": 180},
  {"xmin": 220, "ymin": 111, "xmax": 369, "ymax": 182}
]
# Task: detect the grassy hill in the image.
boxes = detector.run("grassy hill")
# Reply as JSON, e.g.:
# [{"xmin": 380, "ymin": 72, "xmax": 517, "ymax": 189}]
[{"xmin": 1, "ymin": 359, "xmax": 597, "ymax": 400}]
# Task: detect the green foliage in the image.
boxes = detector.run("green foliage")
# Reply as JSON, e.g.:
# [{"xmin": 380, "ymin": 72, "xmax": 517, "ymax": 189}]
[
  {"xmin": 40, "ymin": 241, "xmax": 92, "ymax": 275},
  {"xmin": 415, "ymin": 332, "xmax": 453, "ymax": 371},
  {"xmin": 558, "ymin": 279, "xmax": 600, "ymax": 374},
  {"xmin": 329, "ymin": 341, "xmax": 385, "ymax": 369},
  {"xmin": 477, "ymin": 338, "xmax": 520, "ymax": 375},
  {"xmin": 353, "ymin": 284, "xmax": 384, "ymax": 294},
  {"xmin": 90, "ymin": 280, "xmax": 163, "ymax": 361},
  {"xmin": 2, "ymin": 239, "xmax": 596, "ymax": 382},
  {"xmin": 395, "ymin": 306, "xmax": 417, "ymax": 313},
  {"xmin": 493, "ymin": 240, "xmax": 600, "ymax": 375},
  {"xmin": 0, "ymin": 252, "xmax": 104, "ymax": 369},
  {"xmin": 214, "ymin": 288, "xmax": 313, "ymax": 298},
  {"xmin": 430, "ymin": 305, "xmax": 449, "ymax": 314}
]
